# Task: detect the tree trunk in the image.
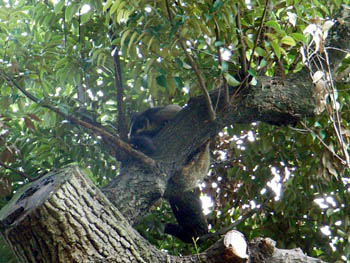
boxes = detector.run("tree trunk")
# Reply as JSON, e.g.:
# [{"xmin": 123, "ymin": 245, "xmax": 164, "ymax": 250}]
[{"xmin": 0, "ymin": 167, "xmax": 325, "ymax": 263}]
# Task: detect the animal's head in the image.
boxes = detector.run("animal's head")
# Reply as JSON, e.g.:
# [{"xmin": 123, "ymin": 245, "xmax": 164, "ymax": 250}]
[{"xmin": 128, "ymin": 113, "xmax": 150, "ymax": 139}]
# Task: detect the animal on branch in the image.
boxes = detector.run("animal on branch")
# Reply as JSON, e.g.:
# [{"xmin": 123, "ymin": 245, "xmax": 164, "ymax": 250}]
[
  {"xmin": 128, "ymin": 104, "xmax": 211, "ymax": 243},
  {"xmin": 128, "ymin": 104, "xmax": 182, "ymax": 154},
  {"xmin": 164, "ymin": 141, "xmax": 211, "ymax": 243}
]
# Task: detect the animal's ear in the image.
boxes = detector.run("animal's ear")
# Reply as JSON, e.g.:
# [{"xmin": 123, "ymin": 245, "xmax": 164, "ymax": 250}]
[
  {"xmin": 156, "ymin": 105, "xmax": 182, "ymax": 122},
  {"xmin": 133, "ymin": 115, "xmax": 150, "ymax": 132}
]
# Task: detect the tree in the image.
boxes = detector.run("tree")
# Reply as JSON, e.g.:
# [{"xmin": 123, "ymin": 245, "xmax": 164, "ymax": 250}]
[{"xmin": 0, "ymin": 0, "xmax": 349, "ymax": 262}]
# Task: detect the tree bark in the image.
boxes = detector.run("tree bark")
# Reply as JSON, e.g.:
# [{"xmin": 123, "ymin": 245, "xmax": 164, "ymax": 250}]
[
  {"xmin": 0, "ymin": 167, "xmax": 166, "ymax": 263},
  {"xmin": 0, "ymin": 166, "xmax": 325, "ymax": 263}
]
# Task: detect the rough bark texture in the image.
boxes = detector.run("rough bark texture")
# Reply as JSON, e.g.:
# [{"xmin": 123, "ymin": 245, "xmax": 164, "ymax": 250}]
[
  {"xmin": 0, "ymin": 167, "xmax": 167, "ymax": 263},
  {"xmin": 1, "ymin": 7, "xmax": 349, "ymax": 263},
  {"xmin": 0, "ymin": 166, "xmax": 325, "ymax": 263}
]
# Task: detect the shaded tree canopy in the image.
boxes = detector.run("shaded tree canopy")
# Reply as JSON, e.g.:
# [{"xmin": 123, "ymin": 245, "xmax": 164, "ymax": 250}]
[{"xmin": 0, "ymin": 0, "xmax": 350, "ymax": 262}]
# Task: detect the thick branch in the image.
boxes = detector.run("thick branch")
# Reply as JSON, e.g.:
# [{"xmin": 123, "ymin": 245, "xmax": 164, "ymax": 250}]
[
  {"xmin": 102, "ymin": 74, "xmax": 316, "ymax": 229},
  {"xmin": 152, "ymin": 74, "xmax": 315, "ymax": 165}
]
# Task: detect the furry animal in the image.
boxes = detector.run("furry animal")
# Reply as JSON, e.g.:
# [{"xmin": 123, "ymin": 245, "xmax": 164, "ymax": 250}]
[{"xmin": 128, "ymin": 104, "xmax": 182, "ymax": 154}]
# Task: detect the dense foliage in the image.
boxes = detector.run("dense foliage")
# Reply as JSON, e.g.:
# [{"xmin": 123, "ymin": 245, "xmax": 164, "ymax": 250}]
[{"xmin": 0, "ymin": 0, "xmax": 350, "ymax": 262}]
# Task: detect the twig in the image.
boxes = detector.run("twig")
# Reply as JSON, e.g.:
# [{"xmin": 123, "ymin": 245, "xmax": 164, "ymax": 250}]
[
  {"xmin": 247, "ymin": 0, "xmax": 270, "ymax": 71},
  {"xmin": 0, "ymin": 72, "xmax": 157, "ymax": 168},
  {"xmin": 300, "ymin": 122, "xmax": 346, "ymax": 165},
  {"xmin": 323, "ymin": 51, "xmax": 350, "ymax": 167},
  {"xmin": 0, "ymin": 161, "xmax": 33, "ymax": 181},
  {"xmin": 214, "ymin": 20, "xmax": 229, "ymax": 105},
  {"xmin": 198, "ymin": 208, "xmax": 260, "ymax": 242},
  {"xmin": 0, "ymin": 73, "xmax": 39, "ymax": 103},
  {"xmin": 301, "ymin": 22, "xmax": 350, "ymax": 169},
  {"xmin": 235, "ymin": 4, "xmax": 248, "ymax": 76},
  {"xmin": 165, "ymin": 0, "xmax": 216, "ymax": 121},
  {"xmin": 112, "ymin": 45, "xmax": 128, "ymax": 141},
  {"xmin": 288, "ymin": 52, "xmax": 302, "ymax": 73},
  {"xmin": 178, "ymin": 41, "xmax": 216, "ymax": 120}
]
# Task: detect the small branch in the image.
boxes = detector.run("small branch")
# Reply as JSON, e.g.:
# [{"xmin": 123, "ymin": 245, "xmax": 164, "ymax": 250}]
[
  {"xmin": 323, "ymin": 50, "xmax": 350, "ymax": 168},
  {"xmin": 0, "ymin": 73, "xmax": 39, "ymax": 103},
  {"xmin": 198, "ymin": 208, "xmax": 260, "ymax": 242},
  {"xmin": 178, "ymin": 40, "xmax": 216, "ymax": 120},
  {"xmin": 0, "ymin": 72, "xmax": 157, "ymax": 168},
  {"xmin": 300, "ymin": 122, "xmax": 346, "ymax": 165},
  {"xmin": 214, "ymin": 19, "xmax": 229, "ymax": 105},
  {"xmin": 247, "ymin": 0, "xmax": 270, "ymax": 71},
  {"xmin": 112, "ymin": 45, "xmax": 128, "ymax": 141},
  {"xmin": 288, "ymin": 52, "xmax": 302, "ymax": 73},
  {"xmin": 235, "ymin": 4, "xmax": 248, "ymax": 76},
  {"xmin": 165, "ymin": 0, "xmax": 216, "ymax": 121},
  {"xmin": 108, "ymin": 20, "xmax": 128, "ymax": 141},
  {"xmin": 0, "ymin": 161, "xmax": 33, "ymax": 181}
]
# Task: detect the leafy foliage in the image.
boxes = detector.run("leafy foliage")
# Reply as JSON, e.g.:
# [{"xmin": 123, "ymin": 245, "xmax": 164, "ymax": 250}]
[{"xmin": 0, "ymin": 0, "xmax": 350, "ymax": 262}]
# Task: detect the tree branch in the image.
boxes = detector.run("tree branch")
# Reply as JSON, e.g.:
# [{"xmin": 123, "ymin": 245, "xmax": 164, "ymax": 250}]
[
  {"xmin": 247, "ymin": 0, "xmax": 270, "ymax": 71},
  {"xmin": 235, "ymin": 4, "xmax": 248, "ymax": 76},
  {"xmin": 112, "ymin": 46, "xmax": 128, "ymax": 141},
  {"xmin": 165, "ymin": 0, "xmax": 216, "ymax": 121},
  {"xmin": 214, "ymin": 19, "xmax": 229, "ymax": 105},
  {"xmin": 0, "ymin": 161, "xmax": 33, "ymax": 181},
  {"xmin": 0, "ymin": 72, "xmax": 156, "ymax": 168}
]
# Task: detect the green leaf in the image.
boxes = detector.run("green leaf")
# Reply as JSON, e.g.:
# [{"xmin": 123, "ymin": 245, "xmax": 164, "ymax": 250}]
[
  {"xmin": 127, "ymin": 31, "xmax": 138, "ymax": 56},
  {"xmin": 281, "ymin": 36, "xmax": 296, "ymax": 47},
  {"xmin": 110, "ymin": 0, "xmax": 121, "ymax": 14},
  {"xmin": 255, "ymin": 47, "xmax": 267, "ymax": 57},
  {"xmin": 224, "ymin": 73, "xmax": 240, "ymax": 86},
  {"xmin": 326, "ymin": 208, "xmax": 334, "ymax": 217},
  {"xmin": 182, "ymin": 61, "xmax": 192, "ymax": 70},
  {"xmin": 174, "ymin": 77, "xmax": 183, "ymax": 89},
  {"xmin": 212, "ymin": 0, "xmax": 224, "ymax": 11},
  {"xmin": 156, "ymin": 75, "xmax": 167, "ymax": 88},
  {"xmin": 120, "ymin": 29, "xmax": 130, "ymax": 50},
  {"xmin": 291, "ymin": 33, "xmax": 307, "ymax": 43},
  {"xmin": 65, "ymin": 4, "xmax": 76, "ymax": 22},
  {"xmin": 221, "ymin": 61, "xmax": 228, "ymax": 73},
  {"xmin": 270, "ymin": 40, "xmax": 281, "ymax": 59},
  {"xmin": 265, "ymin": 20, "xmax": 285, "ymax": 35},
  {"xmin": 103, "ymin": 0, "xmax": 113, "ymax": 13},
  {"xmin": 336, "ymin": 229, "xmax": 346, "ymax": 237},
  {"xmin": 248, "ymin": 68, "xmax": 257, "ymax": 77},
  {"xmin": 54, "ymin": 1, "xmax": 65, "ymax": 14},
  {"xmin": 215, "ymin": 41, "xmax": 224, "ymax": 47}
]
